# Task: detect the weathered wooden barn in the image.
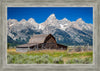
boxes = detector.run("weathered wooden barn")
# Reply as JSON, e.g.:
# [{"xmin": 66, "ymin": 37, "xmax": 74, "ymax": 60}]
[{"xmin": 16, "ymin": 34, "xmax": 67, "ymax": 52}]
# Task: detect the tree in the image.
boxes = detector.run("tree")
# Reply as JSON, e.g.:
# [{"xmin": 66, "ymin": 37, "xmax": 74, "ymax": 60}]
[{"xmin": 7, "ymin": 43, "xmax": 10, "ymax": 49}]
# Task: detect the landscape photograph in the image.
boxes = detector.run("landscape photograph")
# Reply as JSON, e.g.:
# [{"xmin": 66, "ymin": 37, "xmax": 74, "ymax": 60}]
[{"xmin": 7, "ymin": 7, "xmax": 93, "ymax": 64}]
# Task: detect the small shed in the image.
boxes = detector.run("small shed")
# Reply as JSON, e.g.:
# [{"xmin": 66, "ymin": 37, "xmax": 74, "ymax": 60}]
[{"xmin": 16, "ymin": 34, "xmax": 67, "ymax": 52}]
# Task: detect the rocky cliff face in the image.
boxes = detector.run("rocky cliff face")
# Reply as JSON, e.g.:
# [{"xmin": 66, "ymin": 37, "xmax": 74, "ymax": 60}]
[{"xmin": 7, "ymin": 14, "xmax": 93, "ymax": 46}]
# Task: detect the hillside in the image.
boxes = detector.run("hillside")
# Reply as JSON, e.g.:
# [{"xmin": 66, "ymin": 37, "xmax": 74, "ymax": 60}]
[{"xmin": 7, "ymin": 14, "xmax": 93, "ymax": 46}]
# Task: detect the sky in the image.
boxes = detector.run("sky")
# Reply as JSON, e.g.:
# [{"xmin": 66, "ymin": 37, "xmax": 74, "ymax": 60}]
[{"xmin": 7, "ymin": 7, "xmax": 93, "ymax": 24}]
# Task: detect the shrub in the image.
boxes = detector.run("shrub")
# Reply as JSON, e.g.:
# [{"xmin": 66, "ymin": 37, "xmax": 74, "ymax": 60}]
[
  {"xmin": 33, "ymin": 55, "xmax": 40, "ymax": 59},
  {"xmin": 35, "ymin": 58, "xmax": 43, "ymax": 64},
  {"xmin": 14, "ymin": 59, "xmax": 23, "ymax": 64},
  {"xmin": 66, "ymin": 58, "xmax": 81, "ymax": 64},
  {"xmin": 66, "ymin": 57, "xmax": 92, "ymax": 64},
  {"xmin": 41, "ymin": 54, "xmax": 49, "ymax": 59},
  {"xmin": 74, "ymin": 46, "xmax": 82, "ymax": 52},
  {"xmin": 42, "ymin": 58, "xmax": 50, "ymax": 64},
  {"xmin": 7, "ymin": 49, "xmax": 93, "ymax": 64},
  {"xmin": 53, "ymin": 56, "xmax": 64, "ymax": 64},
  {"xmin": 23, "ymin": 60, "xmax": 34, "ymax": 64},
  {"xmin": 7, "ymin": 54, "xmax": 14, "ymax": 64},
  {"xmin": 82, "ymin": 57, "xmax": 92, "ymax": 64}
]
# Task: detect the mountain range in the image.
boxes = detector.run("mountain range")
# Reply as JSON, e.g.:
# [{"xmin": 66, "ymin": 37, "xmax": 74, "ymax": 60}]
[{"xmin": 7, "ymin": 14, "xmax": 93, "ymax": 46}]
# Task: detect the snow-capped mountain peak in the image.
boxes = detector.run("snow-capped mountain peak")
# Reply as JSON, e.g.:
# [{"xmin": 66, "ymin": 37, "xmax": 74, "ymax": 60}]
[
  {"xmin": 7, "ymin": 14, "xmax": 93, "ymax": 46},
  {"xmin": 76, "ymin": 18, "xmax": 85, "ymax": 23},
  {"xmin": 8, "ymin": 19, "xmax": 18, "ymax": 22},
  {"xmin": 28, "ymin": 18, "xmax": 36, "ymax": 24},
  {"xmin": 49, "ymin": 13, "xmax": 55, "ymax": 17},
  {"xmin": 7, "ymin": 19, "xmax": 18, "ymax": 27},
  {"xmin": 47, "ymin": 13, "xmax": 56, "ymax": 20},
  {"xmin": 20, "ymin": 19, "xmax": 26, "ymax": 23},
  {"xmin": 62, "ymin": 18, "xmax": 68, "ymax": 21}
]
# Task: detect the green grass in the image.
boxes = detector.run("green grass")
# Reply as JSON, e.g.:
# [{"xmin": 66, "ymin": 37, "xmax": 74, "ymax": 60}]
[{"xmin": 7, "ymin": 49, "xmax": 93, "ymax": 64}]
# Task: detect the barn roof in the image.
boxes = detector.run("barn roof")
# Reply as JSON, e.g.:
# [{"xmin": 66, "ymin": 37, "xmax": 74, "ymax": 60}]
[
  {"xmin": 17, "ymin": 43, "xmax": 37, "ymax": 48},
  {"xmin": 57, "ymin": 44, "xmax": 68, "ymax": 48},
  {"xmin": 28, "ymin": 34, "xmax": 55, "ymax": 44}
]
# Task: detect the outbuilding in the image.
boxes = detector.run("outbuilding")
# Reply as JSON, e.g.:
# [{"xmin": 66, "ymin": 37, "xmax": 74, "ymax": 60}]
[{"xmin": 16, "ymin": 34, "xmax": 67, "ymax": 52}]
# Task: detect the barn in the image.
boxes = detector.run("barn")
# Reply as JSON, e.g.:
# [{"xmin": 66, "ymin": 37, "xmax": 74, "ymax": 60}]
[{"xmin": 16, "ymin": 34, "xmax": 67, "ymax": 52}]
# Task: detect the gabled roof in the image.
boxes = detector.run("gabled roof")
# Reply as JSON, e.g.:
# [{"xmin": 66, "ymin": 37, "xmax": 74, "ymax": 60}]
[
  {"xmin": 28, "ymin": 34, "xmax": 55, "ymax": 44},
  {"xmin": 57, "ymin": 44, "xmax": 68, "ymax": 48},
  {"xmin": 17, "ymin": 43, "xmax": 37, "ymax": 48}
]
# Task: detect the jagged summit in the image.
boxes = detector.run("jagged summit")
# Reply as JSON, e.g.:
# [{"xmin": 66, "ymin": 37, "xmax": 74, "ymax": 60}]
[
  {"xmin": 7, "ymin": 15, "xmax": 93, "ymax": 46},
  {"xmin": 49, "ymin": 13, "xmax": 55, "ymax": 17},
  {"xmin": 62, "ymin": 18, "xmax": 68, "ymax": 21},
  {"xmin": 8, "ymin": 19, "xmax": 18, "ymax": 22},
  {"xmin": 28, "ymin": 18, "xmax": 36, "ymax": 23},
  {"xmin": 8, "ymin": 16, "xmax": 92, "ymax": 31},
  {"xmin": 76, "ymin": 18, "xmax": 85, "ymax": 23},
  {"xmin": 20, "ymin": 19, "xmax": 26, "ymax": 23},
  {"xmin": 47, "ymin": 13, "xmax": 56, "ymax": 19}
]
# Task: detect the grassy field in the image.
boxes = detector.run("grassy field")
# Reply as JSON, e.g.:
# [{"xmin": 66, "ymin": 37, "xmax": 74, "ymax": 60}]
[{"xmin": 7, "ymin": 49, "xmax": 93, "ymax": 64}]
